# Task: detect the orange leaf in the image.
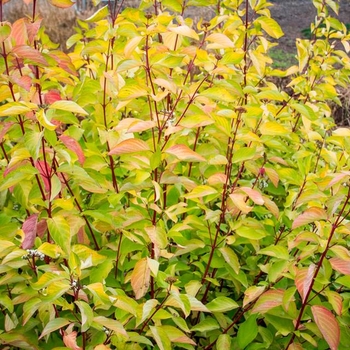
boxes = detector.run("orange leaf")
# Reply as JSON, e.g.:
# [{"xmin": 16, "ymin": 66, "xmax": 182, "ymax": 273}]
[
  {"xmin": 11, "ymin": 19, "xmax": 28, "ymax": 46},
  {"xmin": 295, "ymin": 264, "xmax": 315, "ymax": 302},
  {"xmin": 63, "ymin": 329, "xmax": 82, "ymax": 350},
  {"xmin": 292, "ymin": 207, "xmax": 327, "ymax": 229},
  {"xmin": 165, "ymin": 144, "xmax": 205, "ymax": 162},
  {"xmin": 131, "ymin": 258, "xmax": 150, "ymax": 300},
  {"xmin": 108, "ymin": 139, "xmax": 150, "ymax": 156},
  {"xmin": 330, "ymin": 257, "xmax": 350, "ymax": 275},
  {"xmin": 239, "ymin": 187, "xmax": 264, "ymax": 205},
  {"xmin": 311, "ymin": 305, "xmax": 340, "ymax": 350},
  {"xmin": 265, "ymin": 167, "xmax": 279, "ymax": 187}
]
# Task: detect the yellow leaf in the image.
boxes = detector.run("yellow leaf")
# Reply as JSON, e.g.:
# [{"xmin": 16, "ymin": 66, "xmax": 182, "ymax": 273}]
[
  {"xmin": 169, "ymin": 25, "xmax": 199, "ymax": 40},
  {"xmin": 206, "ymin": 33, "xmax": 235, "ymax": 49}
]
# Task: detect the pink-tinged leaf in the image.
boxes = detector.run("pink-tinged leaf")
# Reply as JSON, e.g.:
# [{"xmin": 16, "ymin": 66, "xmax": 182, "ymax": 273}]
[
  {"xmin": 311, "ymin": 305, "xmax": 340, "ymax": 350},
  {"xmin": 63, "ymin": 325, "xmax": 82, "ymax": 350},
  {"xmin": 21, "ymin": 214, "xmax": 39, "ymax": 249},
  {"xmin": 108, "ymin": 139, "xmax": 150, "ymax": 156},
  {"xmin": 287, "ymin": 343, "xmax": 303, "ymax": 350},
  {"xmin": 49, "ymin": 51, "xmax": 77, "ymax": 76},
  {"xmin": 330, "ymin": 245, "xmax": 350, "ymax": 261},
  {"xmin": 0, "ymin": 122, "xmax": 14, "ymax": 141},
  {"xmin": 127, "ymin": 120, "xmax": 156, "ymax": 133},
  {"xmin": 295, "ymin": 264, "xmax": 315, "ymax": 302},
  {"xmin": 265, "ymin": 167, "xmax": 279, "ymax": 187},
  {"xmin": 239, "ymin": 187, "xmax": 264, "ymax": 205},
  {"xmin": 330, "ymin": 257, "xmax": 350, "ymax": 275},
  {"xmin": 207, "ymin": 173, "xmax": 227, "ymax": 186},
  {"xmin": 11, "ymin": 75, "xmax": 32, "ymax": 91},
  {"xmin": 11, "ymin": 19, "xmax": 28, "ymax": 46},
  {"xmin": 165, "ymin": 144, "xmax": 206, "ymax": 162},
  {"xmin": 25, "ymin": 18, "xmax": 42, "ymax": 44},
  {"xmin": 243, "ymin": 286, "xmax": 266, "ymax": 307},
  {"xmin": 327, "ymin": 172, "xmax": 350, "ymax": 189},
  {"xmin": 262, "ymin": 196, "xmax": 279, "ymax": 219},
  {"xmin": 326, "ymin": 291, "xmax": 343, "ymax": 316},
  {"xmin": 131, "ymin": 258, "xmax": 150, "ymax": 300},
  {"xmin": 251, "ymin": 289, "xmax": 284, "ymax": 314},
  {"xmin": 49, "ymin": 0, "xmax": 76, "ymax": 8},
  {"xmin": 229, "ymin": 193, "xmax": 253, "ymax": 214},
  {"xmin": 59, "ymin": 135, "xmax": 85, "ymax": 165},
  {"xmin": 292, "ymin": 207, "xmax": 327, "ymax": 229},
  {"xmin": 44, "ymin": 90, "xmax": 62, "ymax": 104},
  {"xmin": 12, "ymin": 45, "xmax": 48, "ymax": 66}
]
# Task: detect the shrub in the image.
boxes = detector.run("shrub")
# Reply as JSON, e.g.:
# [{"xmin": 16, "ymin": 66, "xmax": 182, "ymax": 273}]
[{"xmin": 1, "ymin": 0, "xmax": 350, "ymax": 349}]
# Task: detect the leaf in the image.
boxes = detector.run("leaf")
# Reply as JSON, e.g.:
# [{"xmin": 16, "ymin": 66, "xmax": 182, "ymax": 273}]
[
  {"xmin": 39, "ymin": 318, "xmax": 70, "ymax": 339},
  {"xmin": 232, "ymin": 147, "xmax": 256, "ymax": 163},
  {"xmin": 93, "ymin": 316, "xmax": 127, "ymax": 336},
  {"xmin": 47, "ymin": 216, "xmax": 71, "ymax": 256},
  {"xmin": 162, "ymin": 325, "xmax": 196, "ymax": 345},
  {"xmin": 329, "ymin": 257, "xmax": 350, "ymax": 275},
  {"xmin": 44, "ymin": 90, "xmax": 62, "ymax": 104},
  {"xmin": 237, "ymin": 314, "xmax": 258, "ymax": 349},
  {"xmin": 36, "ymin": 109, "xmax": 57, "ymax": 131},
  {"xmin": 0, "ymin": 102, "xmax": 33, "ymax": 116},
  {"xmin": 292, "ymin": 207, "xmax": 328, "ymax": 229},
  {"xmin": 257, "ymin": 17, "xmax": 284, "ymax": 39},
  {"xmin": 206, "ymin": 296, "xmax": 239, "ymax": 312},
  {"xmin": 258, "ymin": 246, "xmax": 289, "ymax": 260},
  {"xmin": 295, "ymin": 264, "xmax": 315, "ymax": 302},
  {"xmin": 50, "ymin": 100, "xmax": 88, "ymax": 115},
  {"xmin": 206, "ymin": 33, "xmax": 235, "ymax": 48},
  {"xmin": 108, "ymin": 139, "xmax": 150, "ymax": 155},
  {"xmin": 85, "ymin": 5, "xmax": 108, "ymax": 22},
  {"xmin": 131, "ymin": 258, "xmax": 150, "ymax": 300},
  {"xmin": 75, "ymin": 301, "xmax": 93, "ymax": 332},
  {"xmin": 21, "ymin": 214, "xmax": 38, "ymax": 249},
  {"xmin": 251, "ymin": 289, "xmax": 284, "ymax": 314},
  {"xmin": 243, "ymin": 286, "xmax": 266, "ymax": 307},
  {"xmin": 0, "ymin": 22, "xmax": 11, "ymax": 43},
  {"xmin": 150, "ymin": 326, "xmax": 171, "ymax": 350},
  {"xmin": 260, "ymin": 121, "xmax": 289, "ymax": 136},
  {"xmin": 12, "ymin": 45, "xmax": 48, "ymax": 66},
  {"xmin": 63, "ymin": 329, "xmax": 82, "ymax": 350},
  {"xmin": 219, "ymin": 246, "xmax": 240, "ymax": 274},
  {"xmin": 185, "ymin": 185, "xmax": 217, "ymax": 199},
  {"xmin": 59, "ymin": 135, "xmax": 85, "ymax": 165},
  {"xmin": 325, "ymin": 291, "xmax": 343, "ymax": 316},
  {"xmin": 311, "ymin": 305, "xmax": 340, "ymax": 350},
  {"xmin": 165, "ymin": 144, "xmax": 205, "ymax": 162},
  {"xmin": 191, "ymin": 317, "xmax": 220, "ymax": 332},
  {"xmin": 49, "ymin": 0, "xmax": 75, "ymax": 7},
  {"xmin": 22, "ymin": 298, "xmax": 41, "ymax": 325},
  {"xmin": 169, "ymin": 25, "xmax": 199, "ymax": 40},
  {"xmin": 239, "ymin": 187, "xmax": 264, "ymax": 205}
]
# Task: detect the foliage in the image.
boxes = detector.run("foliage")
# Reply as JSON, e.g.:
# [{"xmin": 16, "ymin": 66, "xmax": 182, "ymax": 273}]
[{"xmin": 0, "ymin": 0, "xmax": 350, "ymax": 349}]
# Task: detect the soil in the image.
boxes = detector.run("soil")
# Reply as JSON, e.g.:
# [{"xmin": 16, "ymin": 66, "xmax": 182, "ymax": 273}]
[{"xmin": 269, "ymin": 0, "xmax": 350, "ymax": 54}]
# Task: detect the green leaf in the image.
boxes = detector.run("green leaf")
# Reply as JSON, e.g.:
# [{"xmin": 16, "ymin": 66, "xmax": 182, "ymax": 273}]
[
  {"xmin": 47, "ymin": 216, "xmax": 71, "ymax": 256},
  {"xmin": 85, "ymin": 5, "xmax": 108, "ymax": 22},
  {"xmin": 0, "ymin": 22, "xmax": 11, "ymax": 43},
  {"xmin": 75, "ymin": 301, "xmax": 94, "ymax": 332},
  {"xmin": 232, "ymin": 147, "xmax": 256, "ymax": 163},
  {"xmin": 258, "ymin": 246, "xmax": 289, "ymax": 260},
  {"xmin": 39, "ymin": 318, "xmax": 70, "ymax": 339},
  {"xmin": 23, "ymin": 298, "xmax": 42, "ymax": 325},
  {"xmin": 219, "ymin": 246, "xmax": 240, "ymax": 274},
  {"xmin": 206, "ymin": 296, "xmax": 239, "ymax": 312},
  {"xmin": 191, "ymin": 317, "xmax": 220, "ymax": 332},
  {"xmin": 237, "ymin": 314, "xmax": 258, "ymax": 349},
  {"xmin": 150, "ymin": 325, "xmax": 172, "ymax": 350},
  {"xmin": 93, "ymin": 316, "xmax": 127, "ymax": 336}
]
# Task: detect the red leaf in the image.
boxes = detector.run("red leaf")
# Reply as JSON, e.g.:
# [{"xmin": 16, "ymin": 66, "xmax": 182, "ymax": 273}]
[
  {"xmin": 37, "ymin": 220, "xmax": 48, "ymax": 239},
  {"xmin": 251, "ymin": 289, "xmax": 284, "ymax": 314},
  {"xmin": 295, "ymin": 264, "xmax": 315, "ymax": 302},
  {"xmin": 21, "ymin": 214, "xmax": 39, "ymax": 249},
  {"xmin": 108, "ymin": 139, "xmax": 150, "ymax": 156},
  {"xmin": 11, "ymin": 75, "xmax": 32, "ymax": 91},
  {"xmin": 59, "ymin": 135, "xmax": 85, "ymax": 165},
  {"xmin": 292, "ymin": 207, "xmax": 327, "ymax": 229},
  {"xmin": 330, "ymin": 257, "xmax": 350, "ymax": 275},
  {"xmin": 44, "ymin": 90, "xmax": 62, "ymax": 104},
  {"xmin": 12, "ymin": 45, "xmax": 48, "ymax": 66},
  {"xmin": 311, "ymin": 305, "xmax": 340, "ymax": 350}
]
